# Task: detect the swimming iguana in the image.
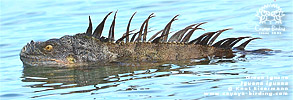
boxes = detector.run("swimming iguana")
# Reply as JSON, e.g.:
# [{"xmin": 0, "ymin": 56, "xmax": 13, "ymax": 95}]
[{"xmin": 20, "ymin": 11, "xmax": 263, "ymax": 66}]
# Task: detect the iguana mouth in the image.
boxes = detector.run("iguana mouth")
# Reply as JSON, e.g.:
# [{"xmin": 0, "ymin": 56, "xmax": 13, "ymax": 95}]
[
  {"xmin": 20, "ymin": 54, "xmax": 77, "ymax": 66},
  {"xmin": 20, "ymin": 54, "xmax": 59, "ymax": 65},
  {"xmin": 20, "ymin": 11, "xmax": 264, "ymax": 66}
]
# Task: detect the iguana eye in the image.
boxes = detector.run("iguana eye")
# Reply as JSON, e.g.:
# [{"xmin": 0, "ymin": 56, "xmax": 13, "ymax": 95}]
[{"xmin": 44, "ymin": 45, "xmax": 53, "ymax": 51}]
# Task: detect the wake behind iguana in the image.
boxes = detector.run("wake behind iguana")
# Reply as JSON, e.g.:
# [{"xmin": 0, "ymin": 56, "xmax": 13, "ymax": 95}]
[{"xmin": 20, "ymin": 11, "xmax": 266, "ymax": 66}]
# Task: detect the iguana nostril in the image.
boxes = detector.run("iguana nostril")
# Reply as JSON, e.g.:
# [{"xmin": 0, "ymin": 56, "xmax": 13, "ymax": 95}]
[{"xmin": 22, "ymin": 46, "xmax": 26, "ymax": 52}]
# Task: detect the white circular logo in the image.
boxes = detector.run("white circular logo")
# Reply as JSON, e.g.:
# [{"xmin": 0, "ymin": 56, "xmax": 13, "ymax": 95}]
[{"xmin": 256, "ymin": 3, "xmax": 285, "ymax": 24}]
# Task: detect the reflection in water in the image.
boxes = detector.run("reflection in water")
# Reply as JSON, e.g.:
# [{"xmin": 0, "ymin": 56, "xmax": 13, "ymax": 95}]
[{"xmin": 21, "ymin": 59, "xmax": 245, "ymax": 98}]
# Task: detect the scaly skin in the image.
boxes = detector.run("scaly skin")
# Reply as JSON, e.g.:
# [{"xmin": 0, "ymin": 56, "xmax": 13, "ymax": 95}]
[
  {"xmin": 20, "ymin": 33, "xmax": 234, "ymax": 66},
  {"xmin": 20, "ymin": 12, "xmax": 260, "ymax": 66}
]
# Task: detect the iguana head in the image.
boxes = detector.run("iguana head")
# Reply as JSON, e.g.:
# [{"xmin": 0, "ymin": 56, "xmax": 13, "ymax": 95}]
[
  {"xmin": 20, "ymin": 35, "xmax": 80, "ymax": 66},
  {"xmin": 20, "ymin": 34, "xmax": 116, "ymax": 66}
]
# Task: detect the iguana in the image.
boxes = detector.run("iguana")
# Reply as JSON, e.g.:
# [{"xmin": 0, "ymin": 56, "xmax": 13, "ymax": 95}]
[{"xmin": 20, "ymin": 11, "xmax": 266, "ymax": 66}]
